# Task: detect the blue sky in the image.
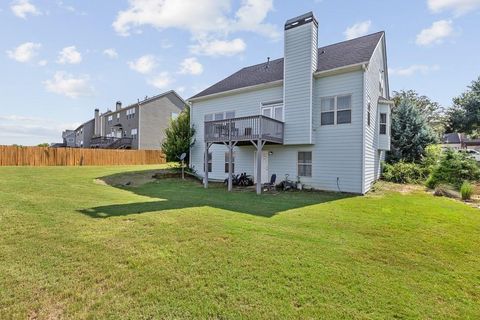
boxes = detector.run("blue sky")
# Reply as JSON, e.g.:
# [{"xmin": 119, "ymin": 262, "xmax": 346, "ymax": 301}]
[{"xmin": 1, "ymin": 0, "xmax": 479, "ymax": 145}]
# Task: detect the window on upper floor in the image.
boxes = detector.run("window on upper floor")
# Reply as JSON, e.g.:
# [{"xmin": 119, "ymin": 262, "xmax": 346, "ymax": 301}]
[
  {"xmin": 379, "ymin": 71, "xmax": 385, "ymax": 96},
  {"xmin": 107, "ymin": 115, "xmax": 113, "ymax": 122},
  {"xmin": 261, "ymin": 103, "xmax": 283, "ymax": 121},
  {"xmin": 367, "ymin": 97, "xmax": 371, "ymax": 127},
  {"xmin": 321, "ymin": 95, "xmax": 352, "ymax": 125},
  {"xmin": 126, "ymin": 108, "xmax": 136, "ymax": 119},
  {"xmin": 298, "ymin": 151, "xmax": 312, "ymax": 177},
  {"xmin": 204, "ymin": 111, "xmax": 235, "ymax": 122},
  {"xmin": 380, "ymin": 113, "xmax": 387, "ymax": 135},
  {"xmin": 171, "ymin": 112, "xmax": 179, "ymax": 120}
]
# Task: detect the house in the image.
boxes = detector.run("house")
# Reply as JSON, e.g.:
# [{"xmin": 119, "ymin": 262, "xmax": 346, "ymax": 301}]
[
  {"xmin": 61, "ymin": 130, "xmax": 76, "ymax": 147},
  {"xmin": 66, "ymin": 90, "xmax": 185, "ymax": 150},
  {"xmin": 188, "ymin": 12, "xmax": 392, "ymax": 194},
  {"xmin": 441, "ymin": 133, "xmax": 464, "ymax": 150}
]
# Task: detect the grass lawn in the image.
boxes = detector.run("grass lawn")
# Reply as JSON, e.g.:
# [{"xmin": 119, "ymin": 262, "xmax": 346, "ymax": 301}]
[{"xmin": 0, "ymin": 165, "xmax": 479, "ymax": 319}]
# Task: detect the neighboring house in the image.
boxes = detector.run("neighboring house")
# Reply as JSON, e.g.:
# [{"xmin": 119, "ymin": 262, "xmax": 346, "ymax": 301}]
[
  {"xmin": 61, "ymin": 130, "xmax": 76, "ymax": 147},
  {"xmin": 441, "ymin": 133, "xmax": 464, "ymax": 150},
  {"xmin": 188, "ymin": 12, "xmax": 392, "ymax": 194},
  {"xmin": 65, "ymin": 90, "xmax": 185, "ymax": 150}
]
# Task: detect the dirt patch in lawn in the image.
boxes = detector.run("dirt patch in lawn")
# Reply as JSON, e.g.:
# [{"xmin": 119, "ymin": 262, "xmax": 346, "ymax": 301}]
[{"xmin": 95, "ymin": 168, "xmax": 199, "ymax": 188}]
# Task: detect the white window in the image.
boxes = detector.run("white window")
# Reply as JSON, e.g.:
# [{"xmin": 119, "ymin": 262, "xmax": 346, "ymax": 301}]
[
  {"xmin": 224, "ymin": 152, "xmax": 235, "ymax": 173},
  {"xmin": 131, "ymin": 128, "xmax": 138, "ymax": 139},
  {"xmin": 204, "ymin": 111, "xmax": 235, "ymax": 121},
  {"xmin": 379, "ymin": 71, "xmax": 384, "ymax": 96},
  {"xmin": 320, "ymin": 95, "xmax": 352, "ymax": 125},
  {"xmin": 261, "ymin": 104, "xmax": 283, "ymax": 121},
  {"xmin": 298, "ymin": 152, "xmax": 312, "ymax": 177},
  {"xmin": 107, "ymin": 115, "xmax": 113, "ymax": 122},
  {"xmin": 126, "ymin": 108, "xmax": 136, "ymax": 119},
  {"xmin": 320, "ymin": 97, "xmax": 335, "ymax": 125},
  {"xmin": 171, "ymin": 112, "xmax": 179, "ymax": 120},
  {"xmin": 380, "ymin": 113, "xmax": 387, "ymax": 135},
  {"xmin": 367, "ymin": 96, "xmax": 371, "ymax": 127}
]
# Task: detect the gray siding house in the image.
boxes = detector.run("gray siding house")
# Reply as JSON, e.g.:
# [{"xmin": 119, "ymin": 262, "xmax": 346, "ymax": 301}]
[
  {"xmin": 69, "ymin": 90, "xmax": 185, "ymax": 150},
  {"xmin": 189, "ymin": 12, "xmax": 392, "ymax": 194}
]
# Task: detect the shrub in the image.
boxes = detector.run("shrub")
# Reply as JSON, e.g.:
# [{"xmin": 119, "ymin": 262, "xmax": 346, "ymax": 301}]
[
  {"xmin": 426, "ymin": 149, "xmax": 480, "ymax": 189},
  {"xmin": 460, "ymin": 181, "xmax": 474, "ymax": 200},
  {"xmin": 382, "ymin": 161, "xmax": 429, "ymax": 184},
  {"xmin": 421, "ymin": 145, "xmax": 442, "ymax": 171}
]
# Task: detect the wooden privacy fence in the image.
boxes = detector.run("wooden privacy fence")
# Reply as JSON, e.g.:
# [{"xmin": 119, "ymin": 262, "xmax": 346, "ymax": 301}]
[{"xmin": 0, "ymin": 146, "xmax": 166, "ymax": 166}]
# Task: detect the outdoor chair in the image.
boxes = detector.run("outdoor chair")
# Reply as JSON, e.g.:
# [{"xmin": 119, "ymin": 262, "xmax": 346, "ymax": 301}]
[{"xmin": 263, "ymin": 174, "xmax": 277, "ymax": 192}]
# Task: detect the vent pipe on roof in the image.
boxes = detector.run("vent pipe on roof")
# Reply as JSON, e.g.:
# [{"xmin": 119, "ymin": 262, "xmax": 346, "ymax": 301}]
[{"xmin": 265, "ymin": 57, "xmax": 270, "ymax": 69}]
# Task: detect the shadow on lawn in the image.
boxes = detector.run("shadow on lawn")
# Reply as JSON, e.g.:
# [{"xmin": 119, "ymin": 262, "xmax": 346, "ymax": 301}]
[{"xmin": 78, "ymin": 170, "xmax": 356, "ymax": 218}]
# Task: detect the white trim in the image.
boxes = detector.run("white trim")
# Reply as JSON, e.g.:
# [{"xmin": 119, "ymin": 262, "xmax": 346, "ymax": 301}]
[
  {"xmin": 137, "ymin": 105, "xmax": 141, "ymax": 149},
  {"xmin": 188, "ymin": 80, "xmax": 283, "ymax": 102},
  {"xmin": 361, "ymin": 64, "xmax": 367, "ymax": 195},
  {"xmin": 314, "ymin": 62, "xmax": 366, "ymax": 78}
]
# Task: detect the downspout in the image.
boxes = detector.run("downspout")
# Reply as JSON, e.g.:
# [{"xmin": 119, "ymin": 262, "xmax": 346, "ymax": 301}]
[{"xmin": 361, "ymin": 63, "xmax": 367, "ymax": 195}]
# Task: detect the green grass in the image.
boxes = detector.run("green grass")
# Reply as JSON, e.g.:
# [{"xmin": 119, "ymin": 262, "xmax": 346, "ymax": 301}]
[{"xmin": 0, "ymin": 166, "xmax": 479, "ymax": 319}]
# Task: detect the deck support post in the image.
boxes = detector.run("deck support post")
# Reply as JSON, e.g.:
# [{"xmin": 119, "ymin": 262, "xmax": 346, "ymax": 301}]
[
  {"xmin": 204, "ymin": 142, "xmax": 211, "ymax": 188},
  {"xmin": 224, "ymin": 141, "xmax": 237, "ymax": 192},
  {"xmin": 251, "ymin": 139, "xmax": 266, "ymax": 195}
]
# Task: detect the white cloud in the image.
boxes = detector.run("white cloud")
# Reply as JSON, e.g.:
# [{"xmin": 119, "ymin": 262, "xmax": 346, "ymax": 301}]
[
  {"xmin": 190, "ymin": 38, "xmax": 246, "ymax": 56},
  {"xmin": 57, "ymin": 46, "xmax": 82, "ymax": 64},
  {"xmin": 0, "ymin": 115, "xmax": 80, "ymax": 145},
  {"xmin": 389, "ymin": 64, "xmax": 440, "ymax": 76},
  {"xmin": 427, "ymin": 0, "xmax": 480, "ymax": 15},
  {"xmin": 103, "ymin": 48, "xmax": 118, "ymax": 59},
  {"xmin": 179, "ymin": 57, "xmax": 203, "ymax": 75},
  {"xmin": 43, "ymin": 71, "xmax": 93, "ymax": 98},
  {"xmin": 10, "ymin": 0, "xmax": 41, "ymax": 19},
  {"xmin": 38, "ymin": 59, "xmax": 48, "ymax": 66},
  {"xmin": 6, "ymin": 42, "xmax": 41, "ymax": 63},
  {"xmin": 416, "ymin": 20, "xmax": 454, "ymax": 46},
  {"xmin": 148, "ymin": 72, "xmax": 173, "ymax": 89},
  {"xmin": 112, "ymin": 0, "xmax": 278, "ymax": 56},
  {"xmin": 344, "ymin": 20, "xmax": 372, "ymax": 40},
  {"xmin": 176, "ymin": 86, "xmax": 186, "ymax": 93},
  {"xmin": 128, "ymin": 54, "xmax": 157, "ymax": 74}
]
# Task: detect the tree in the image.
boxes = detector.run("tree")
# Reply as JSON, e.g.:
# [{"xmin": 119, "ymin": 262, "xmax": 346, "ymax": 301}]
[
  {"xmin": 387, "ymin": 97, "xmax": 437, "ymax": 163},
  {"xmin": 392, "ymin": 90, "xmax": 446, "ymax": 138},
  {"xmin": 37, "ymin": 143, "xmax": 49, "ymax": 147},
  {"xmin": 161, "ymin": 107, "xmax": 195, "ymax": 164},
  {"xmin": 446, "ymin": 76, "xmax": 480, "ymax": 136}
]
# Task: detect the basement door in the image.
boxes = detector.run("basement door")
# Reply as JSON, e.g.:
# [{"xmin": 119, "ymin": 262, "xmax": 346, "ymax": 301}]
[{"xmin": 253, "ymin": 151, "xmax": 269, "ymax": 183}]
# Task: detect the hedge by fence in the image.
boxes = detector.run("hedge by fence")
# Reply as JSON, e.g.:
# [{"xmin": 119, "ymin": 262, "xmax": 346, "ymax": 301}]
[{"xmin": 0, "ymin": 146, "xmax": 166, "ymax": 166}]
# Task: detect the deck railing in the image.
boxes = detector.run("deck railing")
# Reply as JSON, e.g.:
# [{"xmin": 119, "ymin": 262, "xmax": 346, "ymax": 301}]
[
  {"xmin": 91, "ymin": 136, "xmax": 133, "ymax": 149},
  {"xmin": 204, "ymin": 115, "xmax": 284, "ymax": 144}
]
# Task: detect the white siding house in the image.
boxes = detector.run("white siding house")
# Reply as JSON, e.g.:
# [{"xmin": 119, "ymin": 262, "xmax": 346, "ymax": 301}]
[{"xmin": 189, "ymin": 12, "xmax": 392, "ymax": 194}]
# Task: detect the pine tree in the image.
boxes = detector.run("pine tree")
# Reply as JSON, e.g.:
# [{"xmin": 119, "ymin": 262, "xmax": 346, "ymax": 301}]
[
  {"xmin": 387, "ymin": 98, "xmax": 437, "ymax": 163},
  {"xmin": 161, "ymin": 107, "xmax": 195, "ymax": 164}
]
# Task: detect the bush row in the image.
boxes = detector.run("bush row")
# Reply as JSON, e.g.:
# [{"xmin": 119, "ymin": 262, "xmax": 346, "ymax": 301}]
[{"xmin": 382, "ymin": 146, "xmax": 479, "ymax": 191}]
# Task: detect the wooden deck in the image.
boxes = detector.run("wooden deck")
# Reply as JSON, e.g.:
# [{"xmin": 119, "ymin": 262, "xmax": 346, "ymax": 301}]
[{"xmin": 204, "ymin": 115, "xmax": 284, "ymax": 145}]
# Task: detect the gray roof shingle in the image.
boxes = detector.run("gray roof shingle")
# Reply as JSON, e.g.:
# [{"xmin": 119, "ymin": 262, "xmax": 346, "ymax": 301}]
[{"xmin": 190, "ymin": 31, "xmax": 384, "ymax": 100}]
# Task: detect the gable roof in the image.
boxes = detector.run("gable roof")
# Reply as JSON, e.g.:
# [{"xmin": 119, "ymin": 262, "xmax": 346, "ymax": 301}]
[
  {"xmin": 190, "ymin": 31, "xmax": 384, "ymax": 100},
  {"xmin": 443, "ymin": 133, "xmax": 463, "ymax": 144},
  {"xmin": 104, "ymin": 90, "xmax": 186, "ymax": 116}
]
